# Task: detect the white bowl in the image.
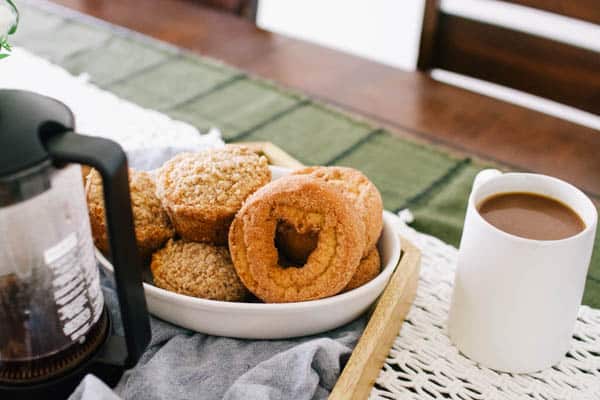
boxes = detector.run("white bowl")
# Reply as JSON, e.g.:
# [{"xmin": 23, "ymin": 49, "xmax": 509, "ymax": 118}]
[{"xmin": 97, "ymin": 167, "xmax": 401, "ymax": 339}]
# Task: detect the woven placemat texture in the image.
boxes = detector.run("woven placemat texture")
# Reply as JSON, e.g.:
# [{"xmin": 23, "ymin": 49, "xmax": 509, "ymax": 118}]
[{"xmin": 12, "ymin": 1, "xmax": 600, "ymax": 308}]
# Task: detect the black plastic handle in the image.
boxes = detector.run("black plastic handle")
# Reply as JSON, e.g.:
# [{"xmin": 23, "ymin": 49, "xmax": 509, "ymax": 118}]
[{"xmin": 43, "ymin": 130, "xmax": 151, "ymax": 367}]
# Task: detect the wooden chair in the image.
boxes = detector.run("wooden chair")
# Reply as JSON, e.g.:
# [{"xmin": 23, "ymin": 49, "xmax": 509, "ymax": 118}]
[
  {"xmin": 192, "ymin": 0, "xmax": 258, "ymax": 22},
  {"xmin": 417, "ymin": 0, "xmax": 600, "ymax": 115}
]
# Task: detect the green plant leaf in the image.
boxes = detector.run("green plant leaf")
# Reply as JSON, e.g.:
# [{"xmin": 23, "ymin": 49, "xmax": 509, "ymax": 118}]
[
  {"xmin": 0, "ymin": 54, "xmax": 9, "ymax": 59},
  {"xmin": 6, "ymin": 0, "xmax": 18, "ymax": 35},
  {"xmin": 0, "ymin": 38, "xmax": 11, "ymax": 52}
]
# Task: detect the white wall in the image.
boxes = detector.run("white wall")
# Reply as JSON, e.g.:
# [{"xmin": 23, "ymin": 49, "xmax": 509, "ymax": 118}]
[
  {"xmin": 257, "ymin": 0, "xmax": 425, "ymax": 70},
  {"xmin": 257, "ymin": 0, "xmax": 600, "ymax": 130}
]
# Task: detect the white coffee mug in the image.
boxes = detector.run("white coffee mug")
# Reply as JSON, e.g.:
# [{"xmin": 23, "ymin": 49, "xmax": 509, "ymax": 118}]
[{"xmin": 448, "ymin": 169, "xmax": 597, "ymax": 373}]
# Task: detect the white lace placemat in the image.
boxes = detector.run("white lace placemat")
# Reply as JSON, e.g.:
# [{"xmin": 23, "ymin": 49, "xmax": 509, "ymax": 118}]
[{"xmin": 374, "ymin": 211, "xmax": 600, "ymax": 400}]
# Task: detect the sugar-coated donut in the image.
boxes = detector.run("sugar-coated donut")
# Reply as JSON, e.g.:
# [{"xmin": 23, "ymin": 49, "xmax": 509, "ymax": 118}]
[
  {"xmin": 343, "ymin": 247, "xmax": 381, "ymax": 292},
  {"xmin": 290, "ymin": 166, "xmax": 383, "ymax": 257},
  {"xmin": 229, "ymin": 175, "xmax": 365, "ymax": 303}
]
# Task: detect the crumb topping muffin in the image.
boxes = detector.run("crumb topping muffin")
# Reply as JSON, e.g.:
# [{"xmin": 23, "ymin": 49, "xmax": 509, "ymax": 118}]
[
  {"xmin": 151, "ymin": 239, "xmax": 247, "ymax": 301},
  {"xmin": 86, "ymin": 168, "xmax": 174, "ymax": 257},
  {"xmin": 156, "ymin": 146, "xmax": 271, "ymax": 244}
]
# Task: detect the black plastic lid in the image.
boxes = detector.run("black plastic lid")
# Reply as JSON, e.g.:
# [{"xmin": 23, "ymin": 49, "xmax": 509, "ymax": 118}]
[{"xmin": 0, "ymin": 89, "xmax": 74, "ymax": 178}]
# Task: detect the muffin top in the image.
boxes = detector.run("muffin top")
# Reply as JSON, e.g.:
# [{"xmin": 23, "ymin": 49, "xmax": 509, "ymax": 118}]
[
  {"xmin": 151, "ymin": 239, "xmax": 247, "ymax": 301},
  {"xmin": 86, "ymin": 168, "xmax": 174, "ymax": 252},
  {"xmin": 156, "ymin": 146, "xmax": 270, "ymax": 214}
]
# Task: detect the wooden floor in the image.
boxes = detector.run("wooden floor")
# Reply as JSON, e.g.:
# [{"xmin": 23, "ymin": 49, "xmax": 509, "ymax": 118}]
[{"xmin": 49, "ymin": 0, "xmax": 600, "ymax": 198}]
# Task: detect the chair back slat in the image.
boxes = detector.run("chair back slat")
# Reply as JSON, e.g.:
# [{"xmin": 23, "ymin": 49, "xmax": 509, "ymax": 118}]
[
  {"xmin": 417, "ymin": 0, "xmax": 441, "ymax": 71},
  {"xmin": 503, "ymin": 0, "xmax": 600, "ymax": 24},
  {"xmin": 418, "ymin": 0, "xmax": 600, "ymax": 114}
]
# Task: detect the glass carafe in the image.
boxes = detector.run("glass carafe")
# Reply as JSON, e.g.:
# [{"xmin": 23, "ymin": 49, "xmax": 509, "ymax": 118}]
[
  {"xmin": 0, "ymin": 163, "xmax": 106, "ymax": 382},
  {"xmin": 0, "ymin": 89, "xmax": 150, "ymax": 394}
]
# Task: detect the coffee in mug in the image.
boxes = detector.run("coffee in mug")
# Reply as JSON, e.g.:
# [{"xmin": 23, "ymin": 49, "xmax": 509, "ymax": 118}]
[
  {"xmin": 448, "ymin": 170, "xmax": 597, "ymax": 373},
  {"xmin": 478, "ymin": 192, "xmax": 585, "ymax": 240}
]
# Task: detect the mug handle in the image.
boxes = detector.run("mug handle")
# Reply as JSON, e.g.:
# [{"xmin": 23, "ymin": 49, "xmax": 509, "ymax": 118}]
[
  {"xmin": 473, "ymin": 169, "xmax": 502, "ymax": 190},
  {"xmin": 42, "ymin": 129, "xmax": 151, "ymax": 367},
  {"xmin": 469, "ymin": 169, "xmax": 502, "ymax": 205}
]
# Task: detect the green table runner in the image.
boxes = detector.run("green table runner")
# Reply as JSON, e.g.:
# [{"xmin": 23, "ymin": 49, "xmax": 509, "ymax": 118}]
[{"xmin": 13, "ymin": 2, "xmax": 600, "ymax": 307}]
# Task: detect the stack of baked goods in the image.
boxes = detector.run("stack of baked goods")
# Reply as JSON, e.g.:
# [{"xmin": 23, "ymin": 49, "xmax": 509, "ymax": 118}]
[{"xmin": 85, "ymin": 146, "xmax": 383, "ymax": 303}]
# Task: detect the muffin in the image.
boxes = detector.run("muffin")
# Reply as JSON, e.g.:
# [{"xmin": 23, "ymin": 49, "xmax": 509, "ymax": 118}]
[
  {"xmin": 156, "ymin": 146, "xmax": 271, "ymax": 244},
  {"xmin": 86, "ymin": 168, "xmax": 174, "ymax": 258},
  {"xmin": 151, "ymin": 239, "xmax": 247, "ymax": 301}
]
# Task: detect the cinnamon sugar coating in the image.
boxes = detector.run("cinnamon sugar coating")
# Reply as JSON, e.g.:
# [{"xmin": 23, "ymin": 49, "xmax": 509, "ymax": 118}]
[
  {"xmin": 292, "ymin": 166, "xmax": 383, "ymax": 256},
  {"xmin": 86, "ymin": 168, "xmax": 174, "ymax": 258},
  {"xmin": 229, "ymin": 175, "xmax": 365, "ymax": 303},
  {"xmin": 151, "ymin": 239, "xmax": 247, "ymax": 301},
  {"xmin": 343, "ymin": 247, "xmax": 381, "ymax": 292},
  {"xmin": 156, "ymin": 146, "xmax": 270, "ymax": 244}
]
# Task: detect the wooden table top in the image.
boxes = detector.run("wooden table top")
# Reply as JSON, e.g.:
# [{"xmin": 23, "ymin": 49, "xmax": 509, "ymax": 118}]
[{"xmin": 49, "ymin": 0, "xmax": 600, "ymax": 199}]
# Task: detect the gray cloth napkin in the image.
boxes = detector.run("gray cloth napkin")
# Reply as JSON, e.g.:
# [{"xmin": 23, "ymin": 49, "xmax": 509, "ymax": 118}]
[
  {"xmin": 70, "ymin": 142, "xmax": 367, "ymax": 400},
  {"xmin": 69, "ymin": 271, "xmax": 366, "ymax": 400}
]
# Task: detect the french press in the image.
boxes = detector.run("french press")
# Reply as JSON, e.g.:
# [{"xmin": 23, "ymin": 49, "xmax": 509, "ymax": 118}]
[{"xmin": 0, "ymin": 90, "xmax": 151, "ymax": 399}]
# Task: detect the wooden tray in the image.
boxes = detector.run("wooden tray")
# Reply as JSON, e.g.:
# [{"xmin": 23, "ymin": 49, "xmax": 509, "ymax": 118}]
[{"xmin": 246, "ymin": 142, "xmax": 422, "ymax": 400}]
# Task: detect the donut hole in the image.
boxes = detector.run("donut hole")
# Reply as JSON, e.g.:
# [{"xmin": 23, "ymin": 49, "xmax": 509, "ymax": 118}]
[{"xmin": 274, "ymin": 220, "xmax": 319, "ymax": 267}]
